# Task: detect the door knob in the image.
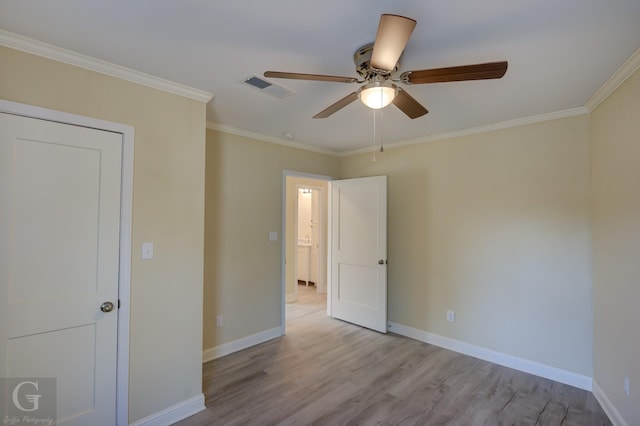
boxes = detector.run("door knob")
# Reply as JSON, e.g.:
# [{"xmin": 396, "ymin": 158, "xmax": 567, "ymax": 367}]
[
  {"xmin": 100, "ymin": 301, "xmax": 114, "ymax": 313},
  {"xmin": 378, "ymin": 259, "xmax": 384, "ymax": 265}
]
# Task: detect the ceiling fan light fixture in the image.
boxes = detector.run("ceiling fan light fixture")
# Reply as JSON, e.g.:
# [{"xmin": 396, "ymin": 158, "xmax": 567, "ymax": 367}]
[{"xmin": 359, "ymin": 81, "xmax": 397, "ymax": 109}]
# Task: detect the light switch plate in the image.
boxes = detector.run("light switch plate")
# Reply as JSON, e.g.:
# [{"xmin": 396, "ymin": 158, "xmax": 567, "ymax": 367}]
[
  {"xmin": 269, "ymin": 231, "xmax": 278, "ymax": 242},
  {"xmin": 142, "ymin": 242, "xmax": 154, "ymax": 260}
]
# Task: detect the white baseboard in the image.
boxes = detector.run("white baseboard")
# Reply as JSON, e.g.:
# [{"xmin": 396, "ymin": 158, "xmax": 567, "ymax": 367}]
[
  {"xmin": 202, "ymin": 326, "xmax": 282, "ymax": 363},
  {"xmin": 387, "ymin": 321, "xmax": 593, "ymax": 391},
  {"xmin": 129, "ymin": 394, "xmax": 205, "ymax": 426},
  {"xmin": 593, "ymin": 380, "xmax": 628, "ymax": 426}
]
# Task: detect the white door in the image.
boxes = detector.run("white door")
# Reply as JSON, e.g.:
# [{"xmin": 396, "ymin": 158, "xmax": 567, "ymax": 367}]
[
  {"xmin": 0, "ymin": 113, "xmax": 122, "ymax": 425},
  {"xmin": 331, "ymin": 176, "xmax": 387, "ymax": 333}
]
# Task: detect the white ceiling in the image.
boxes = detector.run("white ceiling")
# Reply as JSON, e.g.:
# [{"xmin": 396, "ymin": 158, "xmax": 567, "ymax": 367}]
[{"xmin": 1, "ymin": 1, "xmax": 639, "ymax": 153}]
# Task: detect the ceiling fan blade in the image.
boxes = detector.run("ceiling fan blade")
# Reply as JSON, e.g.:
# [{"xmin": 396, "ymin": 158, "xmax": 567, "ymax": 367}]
[
  {"xmin": 313, "ymin": 91, "xmax": 360, "ymax": 119},
  {"xmin": 370, "ymin": 14, "xmax": 417, "ymax": 72},
  {"xmin": 264, "ymin": 71, "xmax": 358, "ymax": 83},
  {"xmin": 402, "ymin": 61, "xmax": 508, "ymax": 84},
  {"xmin": 392, "ymin": 88, "xmax": 428, "ymax": 119}
]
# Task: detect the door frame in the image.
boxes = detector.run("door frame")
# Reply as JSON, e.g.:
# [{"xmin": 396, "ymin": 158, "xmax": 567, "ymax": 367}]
[
  {"xmin": 0, "ymin": 99, "xmax": 133, "ymax": 426},
  {"xmin": 308, "ymin": 185, "xmax": 326, "ymax": 294},
  {"xmin": 281, "ymin": 170, "xmax": 332, "ymax": 335}
]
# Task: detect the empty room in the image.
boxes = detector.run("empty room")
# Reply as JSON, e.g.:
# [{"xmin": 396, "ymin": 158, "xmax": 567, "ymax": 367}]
[{"xmin": 1, "ymin": 1, "xmax": 639, "ymax": 425}]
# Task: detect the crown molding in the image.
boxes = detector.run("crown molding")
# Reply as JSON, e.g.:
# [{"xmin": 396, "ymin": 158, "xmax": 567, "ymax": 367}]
[
  {"xmin": 208, "ymin": 107, "xmax": 588, "ymax": 158},
  {"xmin": 339, "ymin": 107, "xmax": 589, "ymax": 157},
  {"xmin": 585, "ymin": 47, "xmax": 640, "ymax": 112},
  {"xmin": 206, "ymin": 121, "xmax": 339, "ymax": 156},
  {"xmin": 0, "ymin": 29, "xmax": 213, "ymax": 103}
]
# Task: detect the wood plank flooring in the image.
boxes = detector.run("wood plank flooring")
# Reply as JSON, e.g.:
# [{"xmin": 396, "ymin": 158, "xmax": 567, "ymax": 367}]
[{"xmin": 178, "ymin": 285, "xmax": 610, "ymax": 425}]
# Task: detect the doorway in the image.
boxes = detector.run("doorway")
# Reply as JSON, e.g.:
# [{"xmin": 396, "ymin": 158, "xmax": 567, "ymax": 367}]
[
  {"xmin": 281, "ymin": 172, "xmax": 388, "ymax": 335},
  {"xmin": 282, "ymin": 171, "xmax": 331, "ymax": 332}
]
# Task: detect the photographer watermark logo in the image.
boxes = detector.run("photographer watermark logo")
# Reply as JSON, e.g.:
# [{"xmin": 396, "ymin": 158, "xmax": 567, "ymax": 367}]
[
  {"xmin": 1, "ymin": 378, "xmax": 56, "ymax": 425},
  {"xmin": 12, "ymin": 381, "xmax": 41, "ymax": 412}
]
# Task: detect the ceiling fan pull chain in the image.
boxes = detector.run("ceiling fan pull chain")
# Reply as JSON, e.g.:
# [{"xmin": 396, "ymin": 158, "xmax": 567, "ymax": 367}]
[
  {"xmin": 371, "ymin": 108, "xmax": 377, "ymax": 162},
  {"xmin": 379, "ymin": 102, "xmax": 384, "ymax": 153}
]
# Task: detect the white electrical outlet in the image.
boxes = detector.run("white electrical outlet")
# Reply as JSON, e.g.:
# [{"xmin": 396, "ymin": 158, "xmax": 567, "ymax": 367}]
[
  {"xmin": 446, "ymin": 310, "xmax": 455, "ymax": 322},
  {"xmin": 624, "ymin": 376, "xmax": 630, "ymax": 396},
  {"xmin": 216, "ymin": 315, "xmax": 223, "ymax": 328}
]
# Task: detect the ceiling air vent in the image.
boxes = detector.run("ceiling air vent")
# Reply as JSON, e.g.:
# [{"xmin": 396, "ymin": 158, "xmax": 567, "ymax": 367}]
[{"xmin": 241, "ymin": 75, "xmax": 295, "ymax": 99}]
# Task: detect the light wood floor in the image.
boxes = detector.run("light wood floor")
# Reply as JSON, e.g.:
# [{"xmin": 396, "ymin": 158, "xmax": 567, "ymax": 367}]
[{"xmin": 178, "ymin": 285, "xmax": 610, "ymax": 425}]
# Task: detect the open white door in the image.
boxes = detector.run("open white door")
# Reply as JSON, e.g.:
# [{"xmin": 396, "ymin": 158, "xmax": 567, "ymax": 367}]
[
  {"xmin": 0, "ymin": 113, "xmax": 122, "ymax": 425},
  {"xmin": 331, "ymin": 176, "xmax": 387, "ymax": 333}
]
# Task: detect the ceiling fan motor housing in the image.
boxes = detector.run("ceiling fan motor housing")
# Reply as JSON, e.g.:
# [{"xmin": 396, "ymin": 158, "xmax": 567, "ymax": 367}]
[{"xmin": 354, "ymin": 43, "xmax": 399, "ymax": 80}]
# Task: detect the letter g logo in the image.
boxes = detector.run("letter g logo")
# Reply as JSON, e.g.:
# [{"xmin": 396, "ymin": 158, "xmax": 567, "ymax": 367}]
[{"xmin": 12, "ymin": 380, "xmax": 42, "ymax": 412}]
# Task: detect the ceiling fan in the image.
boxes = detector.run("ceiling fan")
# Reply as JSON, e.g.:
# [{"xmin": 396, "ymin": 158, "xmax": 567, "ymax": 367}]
[{"xmin": 264, "ymin": 14, "xmax": 508, "ymax": 119}]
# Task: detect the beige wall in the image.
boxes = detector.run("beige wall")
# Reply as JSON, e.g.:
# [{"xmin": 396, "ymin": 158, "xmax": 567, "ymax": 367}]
[
  {"xmin": 591, "ymin": 68, "xmax": 640, "ymax": 424},
  {"xmin": 203, "ymin": 129, "xmax": 338, "ymax": 349},
  {"xmin": 0, "ymin": 46, "xmax": 206, "ymax": 423},
  {"xmin": 340, "ymin": 115, "xmax": 594, "ymax": 375}
]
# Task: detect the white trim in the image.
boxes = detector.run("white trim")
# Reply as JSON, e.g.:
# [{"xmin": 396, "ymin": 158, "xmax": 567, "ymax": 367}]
[
  {"xmin": 0, "ymin": 99, "xmax": 133, "ymax": 425},
  {"xmin": 202, "ymin": 326, "xmax": 282, "ymax": 363},
  {"xmin": 129, "ymin": 394, "xmax": 206, "ymax": 426},
  {"xmin": 0, "ymin": 30, "xmax": 213, "ymax": 103},
  {"xmin": 207, "ymin": 107, "xmax": 588, "ymax": 157},
  {"xmin": 309, "ymin": 185, "xmax": 327, "ymax": 294},
  {"xmin": 207, "ymin": 108, "xmax": 589, "ymax": 158},
  {"xmin": 281, "ymin": 172, "xmax": 288, "ymax": 336},
  {"xmin": 326, "ymin": 181, "xmax": 333, "ymax": 317},
  {"xmin": 117, "ymin": 120, "xmax": 134, "ymax": 426},
  {"xmin": 282, "ymin": 170, "xmax": 336, "ymax": 182},
  {"xmin": 388, "ymin": 321, "xmax": 593, "ymax": 391},
  {"xmin": 206, "ymin": 121, "xmax": 339, "ymax": 156},
  {"xmin": 593, "ymin": 380, "xmax": 628, "ymax": 426},
  {"xmin": 340, "ymin": 107, "xmax": 589, "ymax": 156},
  {"xmin": 585, "ymin": 48, "xmax": 640, "ymax": 112}
]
